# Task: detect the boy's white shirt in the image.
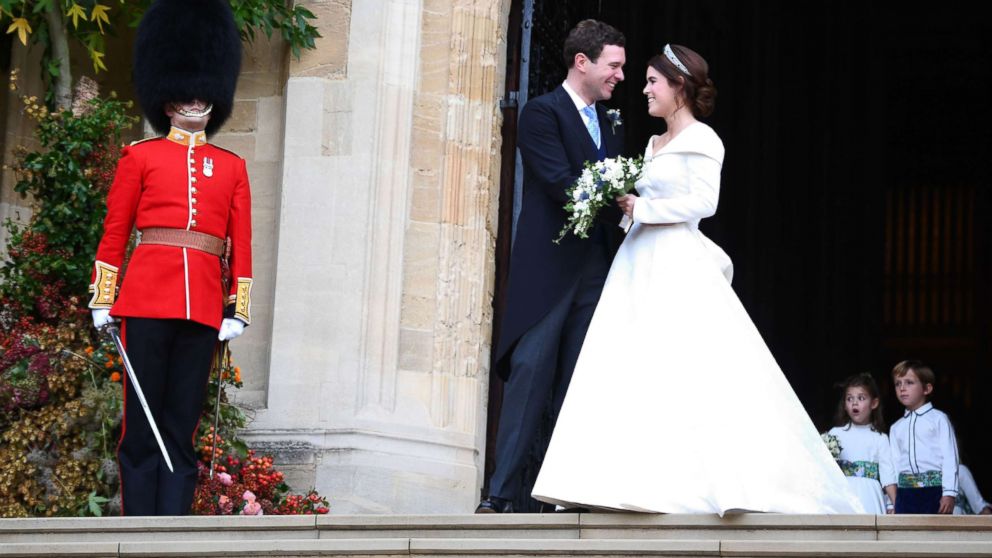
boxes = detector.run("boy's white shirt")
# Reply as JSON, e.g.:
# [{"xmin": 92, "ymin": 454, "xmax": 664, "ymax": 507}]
[{"xmin": 889, "ymin": 402, "xmax": 960, "ymax": 496}]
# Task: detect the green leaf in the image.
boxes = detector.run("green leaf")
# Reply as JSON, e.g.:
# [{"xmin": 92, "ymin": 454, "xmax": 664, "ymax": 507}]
[
  {"xmin": 230, "ymin": 439, "xmax": 249, "ymax": 458},
  {"xmin": 87, "ymin": 491, "xmax": 108, "ymax": 516}
]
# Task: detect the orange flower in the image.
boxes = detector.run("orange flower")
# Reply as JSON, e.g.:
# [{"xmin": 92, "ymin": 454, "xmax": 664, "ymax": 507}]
[
  {"xmin": 104, "ymin": 360, "xmax": 114, "ymax": 369},
  {"xmin": 234, "ymin": 367, "xmax": 242, "ymax": 383},
  {"xmin": 84, "ymin": 346, "xmax": 94, "ymax": 355},
  {"xmin": 110, "ymin": 372, "xmax": 121, "ymax": 382}
]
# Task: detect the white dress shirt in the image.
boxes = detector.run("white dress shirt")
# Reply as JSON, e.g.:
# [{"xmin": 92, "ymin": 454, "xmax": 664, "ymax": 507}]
[
  {"xmin": 561, "ymin": 80, "xmax": 597, "ymax": 128},
  {"xmin": 889, "ymin": 402, "xmax": 960, "ymax": 496}
]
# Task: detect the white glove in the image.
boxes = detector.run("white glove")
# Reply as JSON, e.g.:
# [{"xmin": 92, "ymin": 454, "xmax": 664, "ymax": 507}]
[
  {"xmin": 91, "ymin": 309, "xmax": 114, "ymax": 329},
  {"xmin": 218, "ymin": 318, "xmax": 246, "ymax": 341}
]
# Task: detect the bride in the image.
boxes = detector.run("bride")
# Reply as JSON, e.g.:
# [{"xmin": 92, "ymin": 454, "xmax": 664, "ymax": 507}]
[{"xmin": 531, "ymin": 44, "xmax": 862, "ymax": 515}]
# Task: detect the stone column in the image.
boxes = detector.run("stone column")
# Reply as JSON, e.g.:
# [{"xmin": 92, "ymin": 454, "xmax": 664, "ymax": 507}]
[{"xmin": 245, "ymin": 0, "xmax": 510, "ymax": 513}]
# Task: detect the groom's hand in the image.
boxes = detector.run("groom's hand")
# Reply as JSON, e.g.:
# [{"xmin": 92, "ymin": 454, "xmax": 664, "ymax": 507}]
[{"xmin": 616, "ymin": 194, "xmax": 637, "ymax": 218}]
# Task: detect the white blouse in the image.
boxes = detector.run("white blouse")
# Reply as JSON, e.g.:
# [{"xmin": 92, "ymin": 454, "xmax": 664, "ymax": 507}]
[{"xmin": 828, "ymin": 422, "xmax": 897, "ymax": 487}]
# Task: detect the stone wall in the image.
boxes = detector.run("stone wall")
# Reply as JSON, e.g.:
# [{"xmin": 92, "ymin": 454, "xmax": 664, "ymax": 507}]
[
  {"xmin": 246, "ymin": 0, "xmax": 510, "ymax": 513},
  {"xmin": 213, "ymin": 34, "xmax": 292, "ymax": 408}
]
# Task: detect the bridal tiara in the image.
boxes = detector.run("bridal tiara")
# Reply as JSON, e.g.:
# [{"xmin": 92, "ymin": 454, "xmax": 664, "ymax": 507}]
[{"xmin": 664, "ymin": 44, "xmax": 691, "ymax": 77}]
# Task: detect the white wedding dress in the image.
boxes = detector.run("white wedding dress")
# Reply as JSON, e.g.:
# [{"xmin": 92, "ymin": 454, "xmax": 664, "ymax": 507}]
[{"xmin": 531, "ymin": 122, "xmax": 863, "ymax": 515}]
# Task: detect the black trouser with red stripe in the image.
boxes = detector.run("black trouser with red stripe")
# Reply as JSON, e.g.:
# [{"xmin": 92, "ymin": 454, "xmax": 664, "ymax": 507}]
[{"xmin": 118, "ymin": 318, "xmax": 217, "ymax": 515}]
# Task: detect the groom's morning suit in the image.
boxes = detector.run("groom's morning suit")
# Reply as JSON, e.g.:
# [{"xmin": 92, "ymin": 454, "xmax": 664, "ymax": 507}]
[{"xmin": 489, "ymin": 83, "xmax": 624, "ymax": 504}]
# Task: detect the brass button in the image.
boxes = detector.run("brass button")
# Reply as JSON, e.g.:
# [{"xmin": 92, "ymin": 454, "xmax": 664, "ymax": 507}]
[
  {"xmin": 190, "ymin": 177, "xmax": 197, "ymax": 183},
  {"xmin": 191, "ymin": 220, "xmax": 198, "ymax": 227},
  {"xmin": 191, "ymin": 187, "xmax": 198, "ymax": 194},
  {"xmin": 192, "ymin": 209, "xmax": 198, "ymax": 215},
  {"xmin": 191, "ymin": 198, "xmax": 198, "ymax": 204}
]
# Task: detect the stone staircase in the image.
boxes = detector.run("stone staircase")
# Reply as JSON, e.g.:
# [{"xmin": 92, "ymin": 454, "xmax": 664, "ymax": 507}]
[{"xmin": 1, "ymin": 513, "xmax": 991, "ymax": 557}]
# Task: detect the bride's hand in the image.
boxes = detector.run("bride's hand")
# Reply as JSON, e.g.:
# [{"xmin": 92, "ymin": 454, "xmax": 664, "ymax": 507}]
[{"xmin": 616, "ymin": 194, "xmax": 637, "ymax": 218}]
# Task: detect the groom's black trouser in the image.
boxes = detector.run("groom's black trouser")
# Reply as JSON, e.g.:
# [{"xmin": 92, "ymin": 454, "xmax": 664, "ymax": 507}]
[
  {"xmin": 118, "ymin": 318, "xmax": 217, "ymax": 516},
  {"xmin": 489, "ymin": 236, "xmax": 612, "ymax": 502}
]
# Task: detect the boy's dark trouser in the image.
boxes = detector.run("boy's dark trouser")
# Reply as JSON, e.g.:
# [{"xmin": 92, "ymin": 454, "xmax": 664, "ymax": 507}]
[
  {"xmin": 895, "ymin": 486, "xmax": 942, "ymax": 514},
  {"xmin": 118, "ymin": 318, "xmax": 217, "ymax": 516}
]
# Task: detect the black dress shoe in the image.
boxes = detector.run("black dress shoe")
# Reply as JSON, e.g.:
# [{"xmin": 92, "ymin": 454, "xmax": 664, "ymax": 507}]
[{"xmin": 475, "ymin": 496, "xmax": 514, "ymax": 513}]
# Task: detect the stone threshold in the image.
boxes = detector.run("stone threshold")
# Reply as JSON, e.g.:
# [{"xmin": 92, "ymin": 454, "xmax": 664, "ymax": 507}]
[
  {"xmin": 3, "ymin": 538, "xmax": 992, "ymax": 557},
  {"xmin": 2, "ymin": 514, "xmax": 992, "ymax": 556}
]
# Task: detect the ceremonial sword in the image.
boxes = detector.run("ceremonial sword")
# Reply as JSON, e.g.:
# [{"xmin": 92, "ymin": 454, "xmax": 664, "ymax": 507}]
[
  {"xmin": 209, "ymin": 340, "xmax": 228, "ymax": 479},
  {"xmin": 104, "ymin": 324, "xmax": 174, "ymax": 473}
]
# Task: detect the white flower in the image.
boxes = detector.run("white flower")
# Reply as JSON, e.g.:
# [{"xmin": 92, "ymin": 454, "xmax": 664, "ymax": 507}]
[
  {"xmin": 821, "ymin": 433, "xmax": 842, "ymax": 458},
  {"xmin": 556, "ymin": 154, "xmax": 644, "ymax": 243},
  {"xmin": 606, "ymin": 108, "xmax": 622, "ymax": 133}
]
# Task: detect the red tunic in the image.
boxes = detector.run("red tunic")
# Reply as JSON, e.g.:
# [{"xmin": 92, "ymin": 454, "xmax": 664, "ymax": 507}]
[{"xmin": 89, "ymin": 127, "xmax": 253, "ymax": 329}]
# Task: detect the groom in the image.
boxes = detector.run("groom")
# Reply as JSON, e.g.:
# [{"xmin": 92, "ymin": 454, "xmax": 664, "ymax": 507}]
[{"xmin": 478, "ymin": 19, "xmax": 626, "ymax": 513}]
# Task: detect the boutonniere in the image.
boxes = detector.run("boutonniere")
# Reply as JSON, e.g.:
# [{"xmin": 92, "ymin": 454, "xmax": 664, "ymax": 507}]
[{"xmin": 606, "ymin": 108, "xmax": 622, "ymax": 134}]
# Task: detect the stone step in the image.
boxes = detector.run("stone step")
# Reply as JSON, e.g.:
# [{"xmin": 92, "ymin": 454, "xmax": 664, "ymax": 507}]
[
  {"xmin": 2, "ymin": 514, "xmax": 992, "ymax": 557},
  {"xmin": 3, "ymin": 538, "xmax": 992, "ymax": 557},
  {"xmin": 3, "ymin": 514, "xmax": 992, "ymax": 543}
]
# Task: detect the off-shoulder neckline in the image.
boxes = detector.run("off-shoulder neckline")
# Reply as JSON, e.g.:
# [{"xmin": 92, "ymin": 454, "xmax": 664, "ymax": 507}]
[{"xmin": 648, "ymin": 121, "xmax": 706, "ymax": 157}]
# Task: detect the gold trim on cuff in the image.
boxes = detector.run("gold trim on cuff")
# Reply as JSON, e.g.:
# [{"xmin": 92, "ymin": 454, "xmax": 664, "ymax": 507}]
[
  {"xmin": 88, "ymin": 260, "xmax": 119, "ymax": 309},
  {"xmin": 234, "ymin": 278, "xmax": 252, "ymax": 324}
]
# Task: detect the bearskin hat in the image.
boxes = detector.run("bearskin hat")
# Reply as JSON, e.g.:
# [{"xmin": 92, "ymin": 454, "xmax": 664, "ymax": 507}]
[{"xmin": 133, "ymin": 0, "xmax": 242, "ymax": 136}]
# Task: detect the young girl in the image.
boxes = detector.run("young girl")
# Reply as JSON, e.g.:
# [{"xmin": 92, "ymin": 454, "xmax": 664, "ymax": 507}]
[{"xmin": 825, "ymin": 373, "xmax": 898, "ymax": 514}]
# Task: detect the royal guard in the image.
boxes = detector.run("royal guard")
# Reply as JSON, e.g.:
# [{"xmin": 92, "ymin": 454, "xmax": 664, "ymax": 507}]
[{"xmin": 88, "ymin": 0, "xmax": 251, "ymax": 515}]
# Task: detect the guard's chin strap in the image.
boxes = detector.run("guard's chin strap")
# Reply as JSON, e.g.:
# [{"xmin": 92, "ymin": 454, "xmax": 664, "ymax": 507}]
[{"xmin": 173, "ymin": 103, "xmax": 214, "ymax": 118}]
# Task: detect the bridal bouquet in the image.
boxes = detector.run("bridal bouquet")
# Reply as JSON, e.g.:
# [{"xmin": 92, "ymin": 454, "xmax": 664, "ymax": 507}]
[
  {"xmin": 555, "ymin": 155, "xmax": 644, "ymax": 244},
  {"xmin": 821, "ymin": 433, "xmax": 843, "ymax": 458}
]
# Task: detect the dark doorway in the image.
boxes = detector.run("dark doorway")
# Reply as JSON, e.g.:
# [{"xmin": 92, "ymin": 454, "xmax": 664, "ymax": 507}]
[{"xmin": 488, "ymin": 1, "xmax": 992, "ymax": 511}]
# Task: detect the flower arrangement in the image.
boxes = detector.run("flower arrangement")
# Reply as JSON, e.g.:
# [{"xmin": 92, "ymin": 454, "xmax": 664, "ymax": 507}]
[
  {"xmin": 189, "ymin": 349, "xmax": 329, "ymax": 516},
  {"xmin": 555, "ymin": 155, "xmax": 643, "ymax": 243},
  {"xmin": 191, "ymin": 432, "xmax": 329, "ymax": 516},
  {"xmin": 821, "ymin": 433, "xmax": 842, "ymax": 458}
]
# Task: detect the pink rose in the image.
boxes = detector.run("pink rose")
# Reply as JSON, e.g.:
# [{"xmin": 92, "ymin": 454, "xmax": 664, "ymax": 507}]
[
  {"xmin": 241, "ymin": 490, "xmax": 263, "ymax": 515},
  {"xmin": 217, "ymin": 472, "xmax": 233, "ymax": 486}
]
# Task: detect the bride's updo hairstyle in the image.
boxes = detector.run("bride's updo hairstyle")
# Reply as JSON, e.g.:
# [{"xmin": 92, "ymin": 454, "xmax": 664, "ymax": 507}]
[{"xmin": 648, "ymin": 44, "xmax": 717, "ymax": 118}]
